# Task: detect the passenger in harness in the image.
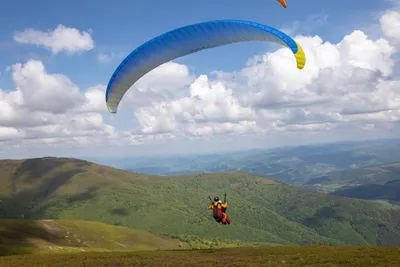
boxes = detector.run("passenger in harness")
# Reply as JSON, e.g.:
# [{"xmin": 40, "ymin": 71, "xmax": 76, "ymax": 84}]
[{"xmin": 208, "ymin": 193, "xmax": 231, "ymax": 225}]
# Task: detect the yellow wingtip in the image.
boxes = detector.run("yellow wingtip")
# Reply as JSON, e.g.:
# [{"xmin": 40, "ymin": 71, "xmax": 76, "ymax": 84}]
[
  {"xmin": 294, "ymin": 41, "xmax": 306, "ymax": 70},
  {"xmin": 106, "ymin": 101, "xmax": 116, "ymax": 114}
]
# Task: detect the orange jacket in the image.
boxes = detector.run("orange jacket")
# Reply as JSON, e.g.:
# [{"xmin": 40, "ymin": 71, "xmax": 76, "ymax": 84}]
[{"xmin": 208, "ymin": 201, "xmax": 227, "ymax": 211}]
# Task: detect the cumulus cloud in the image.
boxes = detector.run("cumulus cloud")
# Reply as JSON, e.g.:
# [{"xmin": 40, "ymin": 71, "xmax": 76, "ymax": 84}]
[
  {"xmin": 130, "ymin": 8, "xmax": 400, "ymax": 139},
  {"xmin": 0, "ymin": 127, "xmax": 23, "ymax": 141},
  {"xmin": 380, "ymin": 10, "xmax": 400, "ymax": 46},
  {"xmin": 0, "ymin": 59, "xmax": 191, "ymax": 155},
  {"xmin": 117, "ymin": 61, "xmax": 195, "ymax": 110},
  {"xmin": 0, "ymin": 60, "xmax": 114, "ymax": 148},
  {"xmin": 133, "ymin": 75, "xmax": 257, "ymax": 135},
  {"xmin": 79, "ymin": 85, "xmax": 109, "ymax": 113},
  {"xmin": 11, "ymin": 60, "xmax": 85, "ymax": 113},
  {"xmin": 14, "ymin": 25, "xmax": 94, "ymax": 54}
]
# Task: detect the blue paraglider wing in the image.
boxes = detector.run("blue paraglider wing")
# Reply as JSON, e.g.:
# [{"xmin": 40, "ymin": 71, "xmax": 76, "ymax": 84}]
[{"xmin": 105, "ymin": 19, "xmax": 306, "ymax": 113}]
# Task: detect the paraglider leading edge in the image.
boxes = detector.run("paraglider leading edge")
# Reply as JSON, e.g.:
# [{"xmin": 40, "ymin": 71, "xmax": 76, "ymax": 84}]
[{"xmin": 105, "ymin": 19, "xmax": 306, "ymax": 114}]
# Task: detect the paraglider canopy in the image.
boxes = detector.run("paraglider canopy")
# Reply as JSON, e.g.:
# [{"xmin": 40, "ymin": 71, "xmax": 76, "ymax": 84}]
[
  {"xmin": 277, "ymin": 0, "xmax": 287, "ymax": 8},
  {"xmin": 105, "ymin": 19, "xmax": 306, "ymax": 114}
]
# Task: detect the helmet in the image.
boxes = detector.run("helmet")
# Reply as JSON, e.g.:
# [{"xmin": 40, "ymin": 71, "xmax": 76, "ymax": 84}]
[{"xmin": 214, "ymin": 196, "xmax": 219, "ymax": 202}]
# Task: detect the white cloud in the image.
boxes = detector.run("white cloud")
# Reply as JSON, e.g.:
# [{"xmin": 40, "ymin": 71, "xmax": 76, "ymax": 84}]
[
  {"xmin": 0, "ymin": 127, "xmax": 23, "ymax": 141},
  {"xmin": 11, "ymin": 60, "xmax": 84, "ymax": 114},
  {"xmin": 14, "ymin": 25, "xmax": 94, "ymax": 54},
  {"xmin": 186, "ymin": 121, "xmax": 261, "ymax": 136},
  {"xmin": 135, "ymin": 61, "xmax": 194, "ymax": 92},
  {"xmin": 133, "ymin": 75, "xmax": 256, "ymax": 135},
  {"xmin": 97, "ymin": 52, "xmax": 114, "ymax": 63},
  {"xmin": 79, "ymin": 85, "xmax": 108, "ymax": 113},
  {"xmin": 117, "ymin": 62, "xmax": 195, "ymax": 110},
  {"xmin": 97, "ymin": 52, "xmax": 125, "ymax": 63},
  {"xmin": 0, "ymin": 60, "xmax": 115, "ymax": 148},
  {"xmin": 380, "ymin": 10, "xmax": 400, "ymax": 46}
]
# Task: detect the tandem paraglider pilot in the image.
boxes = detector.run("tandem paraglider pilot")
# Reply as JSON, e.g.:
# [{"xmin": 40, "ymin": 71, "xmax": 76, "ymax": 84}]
[{"xmin": 208, "ymin": 193, "xmax": 231, "ymax": 225}]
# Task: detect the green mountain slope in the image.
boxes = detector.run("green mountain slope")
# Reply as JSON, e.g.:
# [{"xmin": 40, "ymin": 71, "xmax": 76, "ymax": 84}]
[
  {"xmin": 306, "ymin": 161, "xmax": 400, "ymax": 192},
  {"xmin": 331, "ymin": 180, "xmax": 400, "ymax": 205},
  {"xmin": 0, "ymin": 157, "xmax": 399, "ymax": 246},
  {"xmin": 0, "ymin": 219, "xmax": 188, "ymax": 256}
]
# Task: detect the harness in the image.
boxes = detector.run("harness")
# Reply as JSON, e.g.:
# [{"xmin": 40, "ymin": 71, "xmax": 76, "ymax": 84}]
[{"xmin": 211, "ymin": 202, "xmax": 223, "ymax": 220}]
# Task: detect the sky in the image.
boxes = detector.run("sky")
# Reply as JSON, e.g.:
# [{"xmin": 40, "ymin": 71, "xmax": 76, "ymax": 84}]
[{"xmin": 0, "ymin": 0, "xmax": 399, "ymax": 159}]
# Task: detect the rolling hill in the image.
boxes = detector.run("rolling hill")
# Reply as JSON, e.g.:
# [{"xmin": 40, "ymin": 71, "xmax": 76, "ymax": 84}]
[
  {"xmin": 306, "ymin": 161, "xmax": 400, "ymax": 192},
  {"xmin": 0, "ymin": 157, "xmax": 400, "ymax": 247},
  {"xmin": 291, "ymin": 160, "xmax": 400, "ymax": 206},
  {"xmin": 298, "ymin": 160, "xmax": 400, "ymax": 205},
  {"xmin": 0, "ymin": 219, "xmax": 188, "ymax": 256},
  {"xmin": 331, "ymin": 180, "xmax": 400, "ymax": 205}
]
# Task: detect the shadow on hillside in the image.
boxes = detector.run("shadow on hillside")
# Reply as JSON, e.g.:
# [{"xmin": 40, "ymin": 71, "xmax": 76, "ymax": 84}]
[
  {"xmin": 13, "ymin": 158, "xmax": 65, "ymax": 184},
  {"xmin": 302, "ymin": 205, "xmax": 346, "ymax": 228},
  {"xmin": 377, "ymin": 211, "xmax": 400, "ymax": 245},
  {"xmin": 1, "ymin": 159, "xmax": 93, "ymax": 219},
  {"xmin": 23, "ymin": 186, "xmax": 99, "ymax": 220},
  {"xmin": 67, "ymin": 186, "xmax": 98, "ymax": 204},
  {"xmin": 331, "ymin": 181, "xmax": 400, "ymax": 203},
  {"xmin": 109, "ymin": 208, "xmax": 129, "ymax": 216},
  {"xmin": 0, "ymin": 219, "xmax": 75, "ymax": 256},
  {"xmin": 11, "ymin": 158, "xmax": 90, "ymax": 191}
]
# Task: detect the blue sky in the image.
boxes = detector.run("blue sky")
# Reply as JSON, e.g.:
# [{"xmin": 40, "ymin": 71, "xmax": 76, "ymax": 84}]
[
  {"xmin": 0, "ymin": 0, "xmax": 399, "ymax": 158},
  {"xmin": 0, "ymin": 0, "xmax": 389, "ymax": 88}
]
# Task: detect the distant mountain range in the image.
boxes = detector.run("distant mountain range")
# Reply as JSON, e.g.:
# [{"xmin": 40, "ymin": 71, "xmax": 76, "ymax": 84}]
[
  {"xmin": 83, "ymin": 138, "xmax": 400, "ymax": 185},
  {"xmin": 304, "ymin": 161, "xmax": 400, "ymax": 205},
  {"xmin": 306, "ymin": 161, "xmax": 400, "ymax": 191}
]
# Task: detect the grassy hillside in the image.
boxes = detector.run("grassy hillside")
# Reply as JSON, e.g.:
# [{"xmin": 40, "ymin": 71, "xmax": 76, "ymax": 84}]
[
  {"xmin": 306, "ymin": 161, "xmax": 400, "ymax": 192},
  {"xmin": 331, "ymin": 180, "xmax": 400, "ymax": 205},
  {"xmin": 0, "ymin": 219, "xmax": 188, "ymax": 256},
  {"xmin": 0, "ymin": 157, "xmax": 400, "ymax": 247},
  {"xmin": 1, "ymin": 246, "xmax": 400, "ymax": 267}
]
